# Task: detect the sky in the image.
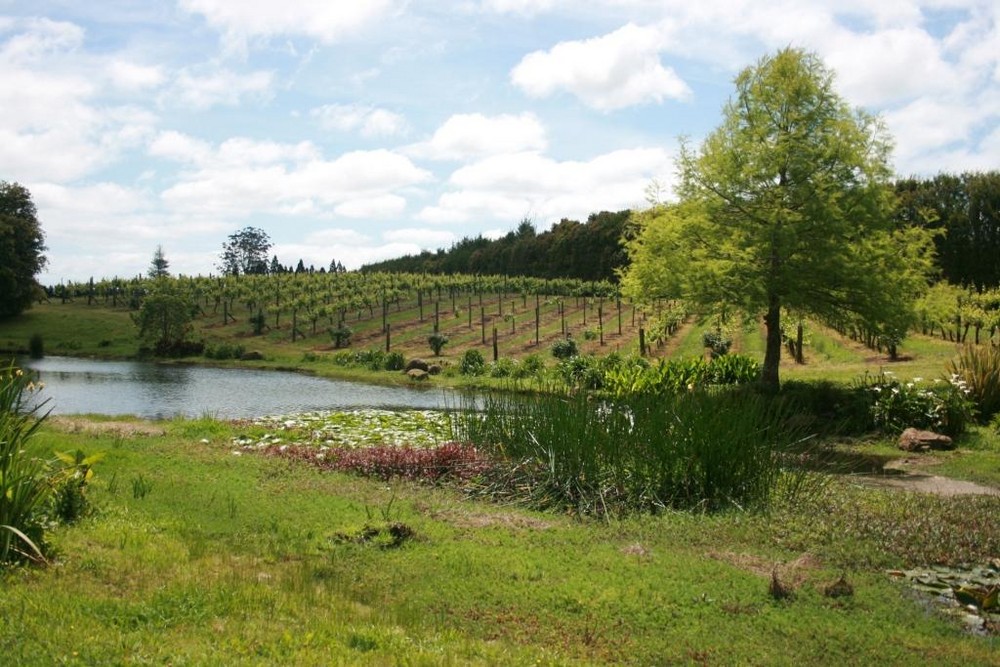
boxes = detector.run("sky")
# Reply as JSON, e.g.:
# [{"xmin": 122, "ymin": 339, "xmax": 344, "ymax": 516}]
[{"xmin": 2, "ymin": 1, "xmax": 998, "ymax": 283}]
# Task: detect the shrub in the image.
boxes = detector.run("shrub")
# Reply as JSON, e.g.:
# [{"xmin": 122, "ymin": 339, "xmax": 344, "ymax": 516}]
[
  {"xmin": 514, "ymin": 354, "xmax": 545, "ymax": 379},
  {"xmin": 459, "ymin": 349, "xmax": 486, "ymax": 376},
  {"xmin": 702, "ymin": 330, "xmax": 732, "ymax": 358},
  {"xmin": 355, "ymin": 349, "xmax": 385, "ymax": 372},
  {"xmin": 582, "ymin": 329, "xmax": 598, "ymax": 341},
  {"xmin": 946, "ymin": 344, "xmax": 1000, "ymax": 423},
  {"xmin": 427, "ymin": 333, "xmax": 448, "ymax": 357},
  {"xmin": 489, "ymin": 357, "xmax": 517, "ymax": 378},
  {"xmin": 0, "ymin": 364, "xmax": 50, "ymax": 564},
  {"xmin": 551, "ymin": 337, "xmax": 578, "ymax": 359},
  {"xmin": 557, "ymin": 355, "xmax": 604, "ymax": 390},
  {"xmin": 27, "ymin": 333, "xmax": 43, "ymax": 359},
  {"xmin": 204, "ymin": 343, "xmax": 245, "ymax": 360},
  {"xmin": 383, "ymin": 351, "xmax": 406, "ymax": 371},
  {"xmin": 864, "ymin": 372, "xmax": 973, "ymax": 437},
  {"xmin": 330, "ymin": 325, "xmax": 353, "ymax": 349}
]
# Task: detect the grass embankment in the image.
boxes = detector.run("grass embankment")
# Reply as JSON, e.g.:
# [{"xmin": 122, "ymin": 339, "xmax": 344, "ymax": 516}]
[{"xmin": 2, "ymin": 416, "xmax": 997, "ymax": 665}]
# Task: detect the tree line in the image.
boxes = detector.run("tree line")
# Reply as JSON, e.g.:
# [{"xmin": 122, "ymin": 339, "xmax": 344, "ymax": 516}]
[{"xmin": 359, "ymin": 211, "xmax": 631, "ymax": 283}]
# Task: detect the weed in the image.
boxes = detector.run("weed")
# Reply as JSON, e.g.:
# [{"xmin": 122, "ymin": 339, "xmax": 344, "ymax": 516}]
[
  {"xmin": 947, "ymin": 343, "xmax": 1000, "ymax": 423},
  {"xmin": 132, "ymin": 474, "xmax": 154, "ymax": 500}
]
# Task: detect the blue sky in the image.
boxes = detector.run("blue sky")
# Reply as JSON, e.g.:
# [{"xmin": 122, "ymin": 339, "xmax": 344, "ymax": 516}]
[{"xmin": 2, "ymin": 1, "xmax": 997, "ymax": 282}]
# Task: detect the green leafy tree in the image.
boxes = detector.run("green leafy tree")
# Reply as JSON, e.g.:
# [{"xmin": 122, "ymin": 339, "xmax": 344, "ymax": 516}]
[
  {"xmin": 133, "ymin": 285, "xmax": 198, "ymax": 356},
  {"xmin": 623, "ymin": 48, "xmax": 933, "ymax": 390},
  {"xmin": 148, "ymin": 245, "xmax": 170, "ymax": 279},
  {"xmin": 218, "ymin": 227, "xmax": 271, "ymax": 276},
  {"xmin": 0, "ymin": 182, "xmax": 47, "ymax": 318}
]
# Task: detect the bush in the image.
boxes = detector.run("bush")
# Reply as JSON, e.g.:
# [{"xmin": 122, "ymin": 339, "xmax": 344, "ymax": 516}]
[
  {"xmin": 863, "ymin": 372, "xmax": 973, "ymax": 437},
  {"xmin": 702, "ymin": 330, "xmax": 732, "ymax": 358},
  {"xmin": 489, "ymin": 358, "xmax": 517, "ymax": 378},
  {"xmin": 514, "ymin": 354, "xmax": 545, "ymax": 379},
  {"xmin": 459, "ymin": 349, "xmax": 486, "ymax": 376},
  {"xmin": 330, "ymin": 325, "xmax": 353, "ymax": 349},
  {"xmin": 551, "ymin": 337, "xmax": 578, "ymax": 359},
  {"xmin": 27, "ymin": 333, "xmax": 43, "ymax": 359},
  {"xmin": 946, "ymin": 344, "xmax": 1000, "ymax": 423},
  {"xmin": 428, "ymin": 333, "xmax": 449, "ymax": 357},
  {"xmin": 204, "ymin": 343, "xmax": 245, "ymax": 360},
  {"xmin": 355, "ymin": 349, "xmax": 385, "ymax": 372},
  {"xmin": 557, "ymin": 355, "xmax": 604, "ymax": 390},
  {"xmin": 383, "ymin": 351, "xmax": 406, "ymax": 371}
]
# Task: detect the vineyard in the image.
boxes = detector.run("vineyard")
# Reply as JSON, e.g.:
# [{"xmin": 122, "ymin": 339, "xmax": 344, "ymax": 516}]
[{"xmin": 3, "ymin": 272, "xmax": 996, "ymax": 387}]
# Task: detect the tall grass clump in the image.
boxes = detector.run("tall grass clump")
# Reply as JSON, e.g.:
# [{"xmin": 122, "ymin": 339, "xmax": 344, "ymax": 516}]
[
  {"xmin": 0, "ymin": 362, "xmax": 50, "ymax": 564},
  {"xmin": 946, "ymin": 343, "xmax": 1000, "ymax": 423},
  {"xmin": 452, "ymin": 387, "xmax": 805, "ymax": 515}
]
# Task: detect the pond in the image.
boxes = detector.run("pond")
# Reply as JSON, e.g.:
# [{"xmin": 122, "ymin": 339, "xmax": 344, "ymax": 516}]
[{"xmin": 18, "ymin": 356, "xmax": 461, "ymax": 420}]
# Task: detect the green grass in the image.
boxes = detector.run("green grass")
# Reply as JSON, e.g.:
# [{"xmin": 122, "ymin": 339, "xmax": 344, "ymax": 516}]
[{"xmin": 1, "ymin": 417, "xmax": 997, "ymax": 664}]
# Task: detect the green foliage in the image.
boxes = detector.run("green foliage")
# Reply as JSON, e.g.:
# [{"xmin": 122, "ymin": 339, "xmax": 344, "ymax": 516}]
[
  {"xmin": 702, "ymin": 330, "xmax": 732, "ymax": 358},
  {"xmin": 602, "ymin": 355, "xmax": 761, "ymax": 398},
  {"xmin": 459, "ymin": 349, "xmax": 486, "ymax": 376},
  {"xmin": 147, "ymin": 245, "xmax": 170, "ymax": 279},
  {"xmin": 383, "ymin": 351, "xmax": 406, "ymax": 371},
  {"xmin": 133, "ymin": 284, "xmax": 200, "ymax": 356},
  {"xmin": 550, "ymin": 337, "xmax": 578, "ymax": 359},
  {"xmin": 427, "ymin": 332, "xmax": 448, "ymax": 357},
  {"xmin": 454, "ymin": 388, "xmax": 806, "ymax": 514},
  {"xmin": 0, "ymin": 181, "xmax": 47, "ymax": 319},
  {"xmin": 204, "ymin": 342, "xmax": 245, "ymax": 360},
  {"xmin": 623, "ymin": 49, "xmax": 934, "ymax": 390},
  {"xmin": 0, "ymin": 363, "xmax": 50, "ymax": 564},
  {"xmin": 51, "ymin": 449, "xmax": 104, "ymax": 523},
  {"xmin": 946, "ymin": 344, "xmax": 1000, "ymax": 423},
  {"xmin": 27, "ymin": 333, "xmax": 43, "ymax": 359},
  {"xmin": 330, "ymin": 325, "xmax": 353, "ymax": 349},
  {"xmin": 862, "ymin": 372, "xmax": 973, "ymax": 437},
  {"xmin": 514, "ymin": 354, "xmax": 545, "ymax": 379},
  {"xmin": 218, "ymin": 226, "xmax": 271, "ymax": 276},
  {"xmin": 488, "ymin": 357, "xmax": 518, "ymax": 379}
]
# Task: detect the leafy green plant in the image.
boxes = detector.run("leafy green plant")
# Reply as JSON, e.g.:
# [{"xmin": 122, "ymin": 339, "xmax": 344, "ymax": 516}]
[
  {"xmin": 489, "ymin": 358, "xmax": 517, "ymax": 378},
  {"xmin": 0, "ymin": 363, "xmax": 50, "ymax": 564},
  {"xmin": 51, "ymin": 449, "xmax": 105, "ymax": 523},
  {"xmin": 132, "ymin": 474, "xmax": 154, "ymax": 500},
  {"xmin": 946, "ymin": 344, "xmax": 1000, "ymax": 423},
  {"xmin": 864, "ymin": 372, "xmax": 973, "ymax": 436},
  {"xmin": 459, "ymin": 349, "xmax": 485, "ymax": 376},
  {"xmin": 515, "ymin": 354, "xmax": 545, "ymax": 378},
  {"xmin": 427, "ymin": 333, "xmax": 449, "ymax": 357},
  {"xmin": 383, "ymin": 351, "xmax": 406, "ymax": 371},
  {"xmin": 550, "ymin": 337, "xmax": 578, "ymax": 359},
  {"xmin": 330, "ymin": 325, "xmax": 353, "ymax": 349},
  {"xmin": 702, "ymin": 330, "xmax": 732, "ymax": 358}
]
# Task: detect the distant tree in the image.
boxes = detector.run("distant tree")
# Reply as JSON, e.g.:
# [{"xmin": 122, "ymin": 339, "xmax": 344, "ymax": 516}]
[
  {"xmin": 218, "ymin": 227, "xmax": 271, "ymax": 276},
  {"xmin": 133, "ymin": 283, "xmax": 198, "ymax": 356},
  {"xmin": 0, "ymin": 181, "xmax": 47, "ymax": 318},
  {"xmin": 269, "ymin": 255, "xmax": 283, "ymax": 275},
  {"xmin": 295, "ymin": 259, "xmax": 306, "ymax": 274},
  {"xmin": 148, "ymin": 245, "xmax": 170, "ymax": 279},
  {"xmin": 623, "ymin": 48, "xmax": 933, "ymax": 391}
]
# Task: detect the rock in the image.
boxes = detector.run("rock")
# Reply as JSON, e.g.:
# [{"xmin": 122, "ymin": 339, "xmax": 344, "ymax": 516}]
[
  {"xmin": 898, "ymin": 428, "xmax": 954, "ymax": 452},
  {"xmin": 240, "ymin": 351, "xmax": 264, "ymax": 361},
  {"xmin": 427, "ymin": 364, "xmax": 442, "ymax": 375},
  {"xmin": 405, "ymin": 358, "xmax": 429, "ymax": 373},
  {"xmin": 406, "ymin": 369, "xmax": 429, "ymax": 381},
  {"xmin": 824, "ymin": 575, "xmax": 854, "ymax": 598}
]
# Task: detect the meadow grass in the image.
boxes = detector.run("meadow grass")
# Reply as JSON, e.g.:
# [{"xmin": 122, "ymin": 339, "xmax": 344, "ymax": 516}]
[{"xmin": 2, "ymin": 416, "xmax": 997, "ymax": 664}]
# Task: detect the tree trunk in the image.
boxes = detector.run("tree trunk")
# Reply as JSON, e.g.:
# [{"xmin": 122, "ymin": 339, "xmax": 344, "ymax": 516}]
[
  {"xmin": 761, "ymin": 298, "xmax": 782, "ymax": 392},
  {"xmin": 795, "ymin": 321, "xmax": 804, "ymax": 364}
]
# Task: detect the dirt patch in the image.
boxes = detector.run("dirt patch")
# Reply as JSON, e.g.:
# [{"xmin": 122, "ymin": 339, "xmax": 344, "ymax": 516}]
[
  {"xmin": 49, "ymin": 417, "xmax": 166, "ymax": 438},
  {"xmin": 707, "ymin": 551, "xmax": 822, "ymax": 588},
  {"xmin": 852, "ymin": 472, "xmax": 1000, "ymax": 497}
]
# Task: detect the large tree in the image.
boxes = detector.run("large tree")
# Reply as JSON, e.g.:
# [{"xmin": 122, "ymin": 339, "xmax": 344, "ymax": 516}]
[
  {"xmin": 623, "ymin": 48, "xmax": 933, "ymax": 390},
  {"xmin": 148, "ymin": 245, "xmax": 170, "ymax": 279},
  {"xmin": 218, "ymin": 226, "xmax": 271, "ymax": 276},
  {"xmin": 0, "ymin": 182, "xmax": 47, "ymax": 318}
]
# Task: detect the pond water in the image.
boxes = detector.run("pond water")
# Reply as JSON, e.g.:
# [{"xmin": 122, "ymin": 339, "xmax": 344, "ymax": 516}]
[{"xmin": 18, "ymin": 356, "xmax": 461, "ymax": 420}]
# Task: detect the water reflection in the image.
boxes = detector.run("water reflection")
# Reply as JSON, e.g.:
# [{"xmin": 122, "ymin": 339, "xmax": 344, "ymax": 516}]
[{"xmin": 18, "ymin": 356, "xmax": 457, "ymax": 420}]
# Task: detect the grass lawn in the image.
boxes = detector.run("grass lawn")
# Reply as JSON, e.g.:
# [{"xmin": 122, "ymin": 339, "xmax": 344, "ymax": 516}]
[{"xmin": 2, "ymin": 416, "xmax": 998, "ymax": 665}]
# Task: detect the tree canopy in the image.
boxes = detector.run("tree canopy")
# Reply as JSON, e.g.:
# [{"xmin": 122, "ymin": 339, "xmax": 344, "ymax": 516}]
[
  {"xmin": 622, "ymin": 48, "xmax": 933, "ymax": 390},
  {"xmin": 218, "ymin": 227, "xmax": 271, "ymax": 276},
  {"xmin": 0, "ymin": 182, "xmax": 47, "ymax": 319},
  {"xmin": 148, "ymin": 245, "xmax": 170, "ymax": 279}
]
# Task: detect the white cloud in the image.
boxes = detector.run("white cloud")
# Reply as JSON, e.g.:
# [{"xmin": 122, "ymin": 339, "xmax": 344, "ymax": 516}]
[
  {"xmin": 418, "ymin": 147, "xmax": 672, "ymax": 224},
  {"xmin": 382, "ymin": 228, "xmax": 457, "ymax": 247},
  {"xmin": 311, "ymin": 104, "xmax": 409, "ymax": 138},
  {"xmin": 167, "ymin": 68, "xmax": 274, "ymax": 110},
  {"xmin": 107, "ymin": 60, "xmax": 167, "ymax": 91},
  {"xmin": 158, "ymin": 138, "xmax": 432, "ymax": 219},
  {"xmin": 406, "ymin": 112, "xmax": 547, "ymax": 160},
  {"xmin": 179, "ymin": 0, "xmax": 402, "ymax": 45},
  {"xmin": 510, "ymin": 23, "xmax": 691, "ymax": 111}
]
